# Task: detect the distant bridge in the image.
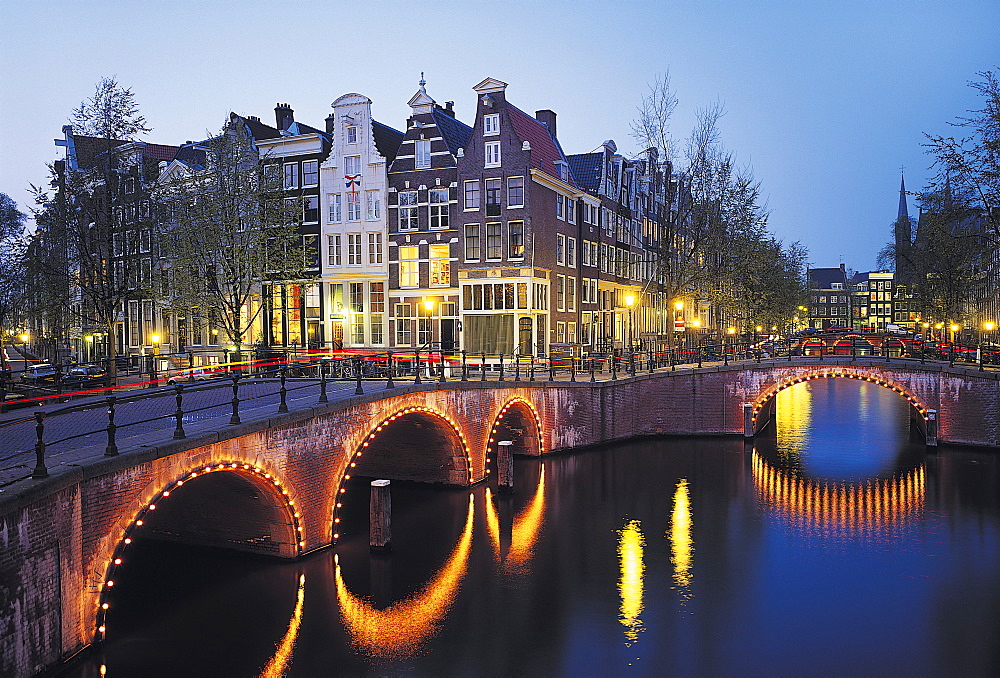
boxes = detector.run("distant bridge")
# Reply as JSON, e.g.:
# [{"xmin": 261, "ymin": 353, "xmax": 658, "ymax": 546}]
[{"xmin": 2, "ymin": 355, "xmax": 999, "ymax": 676}]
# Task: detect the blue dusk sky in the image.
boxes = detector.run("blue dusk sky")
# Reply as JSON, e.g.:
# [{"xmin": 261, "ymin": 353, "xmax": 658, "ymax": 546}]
[{"xmin": 1, "ymin": 0, "xmax": 996, "ymax": 273}]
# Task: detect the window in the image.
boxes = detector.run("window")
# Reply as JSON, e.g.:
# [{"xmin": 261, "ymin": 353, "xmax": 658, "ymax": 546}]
[
  {"xmin": 465, "ymin": 224, "xmax": 480, "ymax": 260},
  {"xmin": 348, "ymin": 234, "xmax": 362, "ymax": 265},
  {"xmin": 395, "ymin": 304, "xmax": 412, "ymax": 345},
  {"xmin": 344, "ymin": 155, "xmax": 361, "ymax": 176},
  {"xmin": 368, "ymin": 232, "xmax": 383, "ymax": 264},
  {"xmin": 370, "ymin": 283, "xmax": 385, "ymax": 345},
  {"xmin": 508, "ymin": 221, "xmax": 524, "ymax": 258},
  {"xmin": 302, "ymin": 160, "xmax": 319, "ymax": 187},
  {"xmin": 329, "ymin": 194, "xmax": 342, "ymax": 222},
  {"xmin": 303, "ymin": 196, "xmax": 319, "ymax": 223},
  {"xmin": 284, "ymin": 163, "xmax": 299, "ymax": 189},
  {"xmin": 567, "ymin": 198, "xmax": 575, "ymax": 224},
  {"xmin": 429, "ymin": 244, "xmax": 450, "ymax": 286},
  {"xmin": 556, "ymin": 275, "xmax": 565, "ymax": 311},
  {"xmin": 366, "ymin": 191, "xmax": 380, "ymax": 220},
  {"xmin": 568, "ymin": 322, "xmax": 577, "ymax": 344},
  {"xmin": 347, "ymin": 126, "xmax": 358, "ymax": 144},
  {"xmin": 346, "ymin": 191, "xmax": 361, "ymax": 221},
  {"xmin": 398, "ymin": 190, "xmax": 418, "ymax": 230},
  {"xmin": 485, "ymin": 178, "xmax": 501, "ymax": 217},
  {"xmin": 328, "ymin": 234, "xmax": 342, "ymax": 266},
  {"xmin": 556, "ymin": 195, "xmax": 564, "ymax": 219},
  {"xmin": 556, "ymin": 234, "xmax": 566, "ymax": 265},
  {"xmin": 429, "ymin": 188, "xmax": 449, "ymax": 228},
  {"xmin": 486, "ymin": 222, "xmax": 502, "ymax": 259},
  {"xmin": 415, "ymin": 139, "xmax": 431, "ymax": 169},
  {"xmin": 567, "ymin": 237, "xmax": 576, "ymax": 267},
  {"xmin": 507, "ymin": 176, "xmax": 524, "ymax": 207},
  {"xmin": 398, "ymin": 245, "xmax": 419, "ymax": 287},
  {"xmin": 303, "ymin": 235, "xmax": 319, "ymax": 269},
  {"xmin": 484, "ymin": 113, "xmax": 500, "ymax": 136},
  {"xmin": 464, "ymin": 180, "xmax": 480, "ymax": 210},
  {"xmin": 566, "ymin": 276, "xmax": 576, "ymax": 311},
  {"xmin": 485, "ymin": 141, "xmax": 501, "ymax": 167}
]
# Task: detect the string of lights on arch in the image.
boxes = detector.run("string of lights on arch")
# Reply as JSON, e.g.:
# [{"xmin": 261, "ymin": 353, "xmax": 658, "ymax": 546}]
[
  {"xmin": 752, "ymin": 371, "xmax": 928, "ymax": 426},
  {"xmin": 333, "ymin": 405, "xmax": 474, "ymax": 543},
  {"xmin": 484, "ymin": 398, "xmax": 544, "ymax": 474},
  {"xmin": 94, "ymin": 462, "xmax": 304, "ymax": 644}
]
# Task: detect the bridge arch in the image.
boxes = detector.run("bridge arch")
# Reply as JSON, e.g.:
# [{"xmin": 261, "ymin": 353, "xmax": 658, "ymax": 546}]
[
  {"xmin": 94, "ymin": 462, "xmax": 303, "ymax": 643},
  {"xmin": 486, "ymin": 398, "xmax": 544, "ymax": 476},
  {"xmin": 751, "ymin": 369, "xmax": 930, "ymax": 431},
  {"xmin": 333, "ymin": 406, "xmax": 473, "ymax": 542}
]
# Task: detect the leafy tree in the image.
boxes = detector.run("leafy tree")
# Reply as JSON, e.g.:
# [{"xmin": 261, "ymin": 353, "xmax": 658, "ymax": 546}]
[
  {"xmin": 155, "ymin": 117, "xmax": 311, "ymax": 357},
  {"xmin": 0, "ymin": 193, "xmax": 28, "ymax": 371}
]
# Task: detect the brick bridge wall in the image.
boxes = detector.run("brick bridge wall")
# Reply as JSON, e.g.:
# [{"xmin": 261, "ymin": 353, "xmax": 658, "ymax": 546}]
[{"xmin": 3, "ymin": 359, "xmax": 998, "ymax": 676}]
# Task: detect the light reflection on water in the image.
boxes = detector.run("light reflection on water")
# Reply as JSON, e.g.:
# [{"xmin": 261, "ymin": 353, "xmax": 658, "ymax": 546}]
[{"xmin": 67, "ymin": 380, "xmax": 1000, "ymax": 677}]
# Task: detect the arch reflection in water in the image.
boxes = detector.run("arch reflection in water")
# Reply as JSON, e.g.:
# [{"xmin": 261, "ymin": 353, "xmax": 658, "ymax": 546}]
[
  {"xmin": 617, "ymin": 519, "xmax": 645, "ymax": 646},
  {"xmin": 259, "ymin": 574, "xmax": 306, "ymax": 678},
  {"xmin": 669, "ymin": 479, "xmax": 693, "ymax": 602},
  {"xmin": 335, "ymin": 494, "xmax": 474, "ymax": 658},
  {"xmin": 484, "ymin": 465, "xmax": 547, "ymax": 571},
  {"xmin": 751, "ymin": 451, "xmax": 925, "ymax": 541}
]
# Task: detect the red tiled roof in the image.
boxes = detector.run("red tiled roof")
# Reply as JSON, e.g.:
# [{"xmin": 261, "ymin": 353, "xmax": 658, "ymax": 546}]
[
  {"xmin": 142, "ymin": 143, "xmax": 179, "ymax": 161},
  {"xmin": 506, "ymin": 104, "xmax": 576, "ymax": 188}
]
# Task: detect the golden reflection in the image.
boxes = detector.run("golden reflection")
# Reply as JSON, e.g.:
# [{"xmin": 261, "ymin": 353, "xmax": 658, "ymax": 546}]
[
  {"xmin": 259, "ymin": 574, "xmax": 306, "ymax": 678},
  {"xmin": 775, "ymin": 382, "xmax": 812, "ymax": 465},
  {"xmin": 669, "ymin": 479, "xmax": 693, "ymax": 600},
  {"xmin": 505, "ymin": 465, "xmax": 547, "ymax": 570},
  {"xmin": 751, "ymin": 451, "xmax": 925, "ymax": 540},
  {"xmin": 617, "ymin": 519, "xmax": 645, "ymax": 646},
  {"xmin": 484, "ymin": 487, "xmax": 501, "ymax": 557},
  {"xmin": 335, "ymin": 494, "xmax": 474, "ymax": 658}
]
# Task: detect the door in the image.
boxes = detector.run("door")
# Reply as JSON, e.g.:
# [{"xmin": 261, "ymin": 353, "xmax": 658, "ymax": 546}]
[{"xmin": 441, "ymin": 319, "xmax": 456, "ymax": 352}]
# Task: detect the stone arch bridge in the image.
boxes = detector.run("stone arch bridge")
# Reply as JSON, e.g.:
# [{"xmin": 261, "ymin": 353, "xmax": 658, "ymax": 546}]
[{"xmin": 3, "ymin": 357, "xmax": 999, "ymax": 676}]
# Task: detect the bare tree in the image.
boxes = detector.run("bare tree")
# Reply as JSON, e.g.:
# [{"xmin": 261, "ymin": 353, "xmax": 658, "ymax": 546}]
[{"xmin": 156, "ymin": 117, "xmax": 312, "ymax": 358}]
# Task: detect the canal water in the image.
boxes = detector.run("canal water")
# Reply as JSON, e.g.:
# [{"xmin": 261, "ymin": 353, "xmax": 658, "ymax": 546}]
[{"xmin": 67, "ymin": 380, "xmax": 1000, "ymax": 676}]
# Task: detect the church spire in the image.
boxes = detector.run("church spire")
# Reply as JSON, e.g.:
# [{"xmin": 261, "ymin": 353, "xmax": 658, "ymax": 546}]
[{"xmin": 897, "ymin": 172, "xmax": 909, "ymax": 220}]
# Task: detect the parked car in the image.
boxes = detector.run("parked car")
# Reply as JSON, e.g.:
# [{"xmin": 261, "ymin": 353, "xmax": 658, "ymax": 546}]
[
  {"xmin": 20, "ymin": 363, "xmax": 58, "ymax": 384},
  {"xmin": 167, "ymin": 367, "xmax": 218, "ymax": 384},
  {"xmin": 65, "ymin": 364, "xmax": 107, "ymax": 383}
]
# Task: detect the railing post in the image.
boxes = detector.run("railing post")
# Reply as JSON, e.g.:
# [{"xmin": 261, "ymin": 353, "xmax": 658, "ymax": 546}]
[
  {"xmin": 278, "ymin": 365, "xmax": 289, "ymax": 413},
  {"xmin": 481, "ymin": 353, "xmax": 487, "ymax": 382},
  {"xmin": 570, "ymin": 355, "xmax": 576, "ymax": 382},
  {"xmin": 439, "ymin": 348, "xmax": 447, "ymax": 383},
  {"xmin": 590, "ymin": 355, "xmax": 596, "ymax": 382},
  {"xmin": 549, "ymin": 355, "xmax": 555, "ymax": 381},
  {"xmin": 173, "ymin": 384, "xmax": 186, "ymax": 439},
  {"xmin": 386, "ymin": 352, "xmax": 395, "ymax": 389},
  {"xmin": 461, "ymin": 350, "xmax": 468, "ymax": 381},
  {"xmin": 355, "ymin": 356, "xmax": 364, "ymax": 395},
  {"xmin": 698, "ymin": 347, "xmax": 703, "ymax": 368},
  {"xmin": 724, "ymin": 341, "xmax": 729, "ymax": 366},
  {"xmin": 920, "ymin": 340, "xmax": 925, "ymax": 364},
  {"xmin": 498, "ymin": 354, "xmax": 505, "ymax": 382},
  {"xmin": 629, "ymin": 351, "xmax": 636, "ymax": 376},
  {"xmin": 514, "ymin": 353, "xmax": 521, "ymax": 381},
  {"xmin": 949, "ymin": 342, "xmax": 955, "ymax": 367},
  {"xmin": 851, "ymin": 337, "xmax": 857, "ymax": 362},
  {"xmin": 414, "ymin": 348, "xmax": 422, "ymax": 384},
  {"xmin": 105, "ymin": 395, "xmax": 119, "ymax": 455},
  {"xmin": 529, "ymin": 355, "xmax": 535, "ymax": 381},
  {"xmin": 32, "ymin": 411, "xmax": 48, "ymax": 478},
  {"xmin": 230, "ymin": 374, "xmax": 241, "ymax": 425},
  {"xmin": 319, "ymin": 359, "xmax": 329, "ymax": 403},
  {"xmin": 611, "ymin": 354, "xmax": 618, "ymax": 379}
]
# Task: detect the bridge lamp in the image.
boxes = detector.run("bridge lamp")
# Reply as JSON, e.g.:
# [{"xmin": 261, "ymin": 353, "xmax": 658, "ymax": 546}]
[{"xmin": 949, "ymin": 324, "xmax": 959, "ymax": 343}]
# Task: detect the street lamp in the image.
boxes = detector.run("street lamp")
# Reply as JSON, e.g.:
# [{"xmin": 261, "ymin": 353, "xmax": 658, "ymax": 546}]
[
  {"xmin": 625, "ymin": 294, "xmax": 637, "ymax": 352},
  {"xmin": 19, "ymin": 332, "xmax": 29, "ymax": 360},
  {"xmin": 949, "ymin": 324, "xmax": 960, "ymax": 344},
  {"xmin": 150, "ymin": 334, "xmax": 161, "ymax": 381}
]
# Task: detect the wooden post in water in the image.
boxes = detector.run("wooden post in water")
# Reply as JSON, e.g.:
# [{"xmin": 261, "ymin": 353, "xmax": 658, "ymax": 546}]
[
  {"xmin": 743, "ymin": 403, "xmax": 755, "ymax": 438},
  {"xmin": 497, "ymin": 440, "xmax": 514, "ymax": 493},
  {"xmin": 925, "ymin": 409, "xmax": 938, "ymax": 447},
  {"xmin": 370, "ymin": 479, "xmax": 391, "ymax": 549}
]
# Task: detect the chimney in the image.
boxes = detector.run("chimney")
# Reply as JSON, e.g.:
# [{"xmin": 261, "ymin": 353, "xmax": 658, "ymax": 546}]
[
  {"xmin": 535, "ymin": 109, "xmax": 557, "ymax": 138},
  {"xmin": 275, "ymin": 103, "xmax": 294, "ymax": 132},
  {"xmin": 326, "ymin": 113, "xmax": 336, "ymax": 134},
  {"xmin": 445, "ymin": 101, "xmax": 455, "ymax": 116}
]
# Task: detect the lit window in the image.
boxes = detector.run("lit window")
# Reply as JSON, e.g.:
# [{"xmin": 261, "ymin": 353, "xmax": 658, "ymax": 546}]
[
  {"xmin": 429, "ymin": 244, "xmax": 450, "ymax": 286},
  {"xmin": 398, "ymin": 245, "xmax": 419, "ymax": 287},
  {"xmin": 508, "ymin": 221, "xmax": 524, "ymax": 259}
]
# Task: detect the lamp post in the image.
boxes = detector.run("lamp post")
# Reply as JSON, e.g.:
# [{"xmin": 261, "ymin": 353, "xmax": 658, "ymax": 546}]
[
  {"xmin": 625, "ymin": 294, "xmax": 637, "ymax": 353},
  {"xmin": 423, "ymin": 298, "xmax": 435, "ymax": 378},
  {"xmin": 19, "ymin": 332, "xmax": 29, "ymax": 360},
  {"xmin": 726, "ymin": 326, "xmax": 736, "ymax": 365},
  {"xmin": 949, "ymin": 323, "xmax": 959, "ymax": 344},
  {"xmin": 150, "ymin": 334, "xmax": 161, "ymax": 381},
  {"xmin": 984, "ymin": 321, "xmax": 996, "ymax": 365}
]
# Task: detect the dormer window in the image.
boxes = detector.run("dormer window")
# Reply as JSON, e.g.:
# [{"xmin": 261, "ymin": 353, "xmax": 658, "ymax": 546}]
[
  {"xmin": 347, "ymin": 126, "xmax": 358, "ymax": 144},
  {"xmin": 415, "ymin": 139, "xmax": 431, "ymax": 169},
  {"xmin": 484, "ymin": 114, "xmax": 500, "ymax": 136}
]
